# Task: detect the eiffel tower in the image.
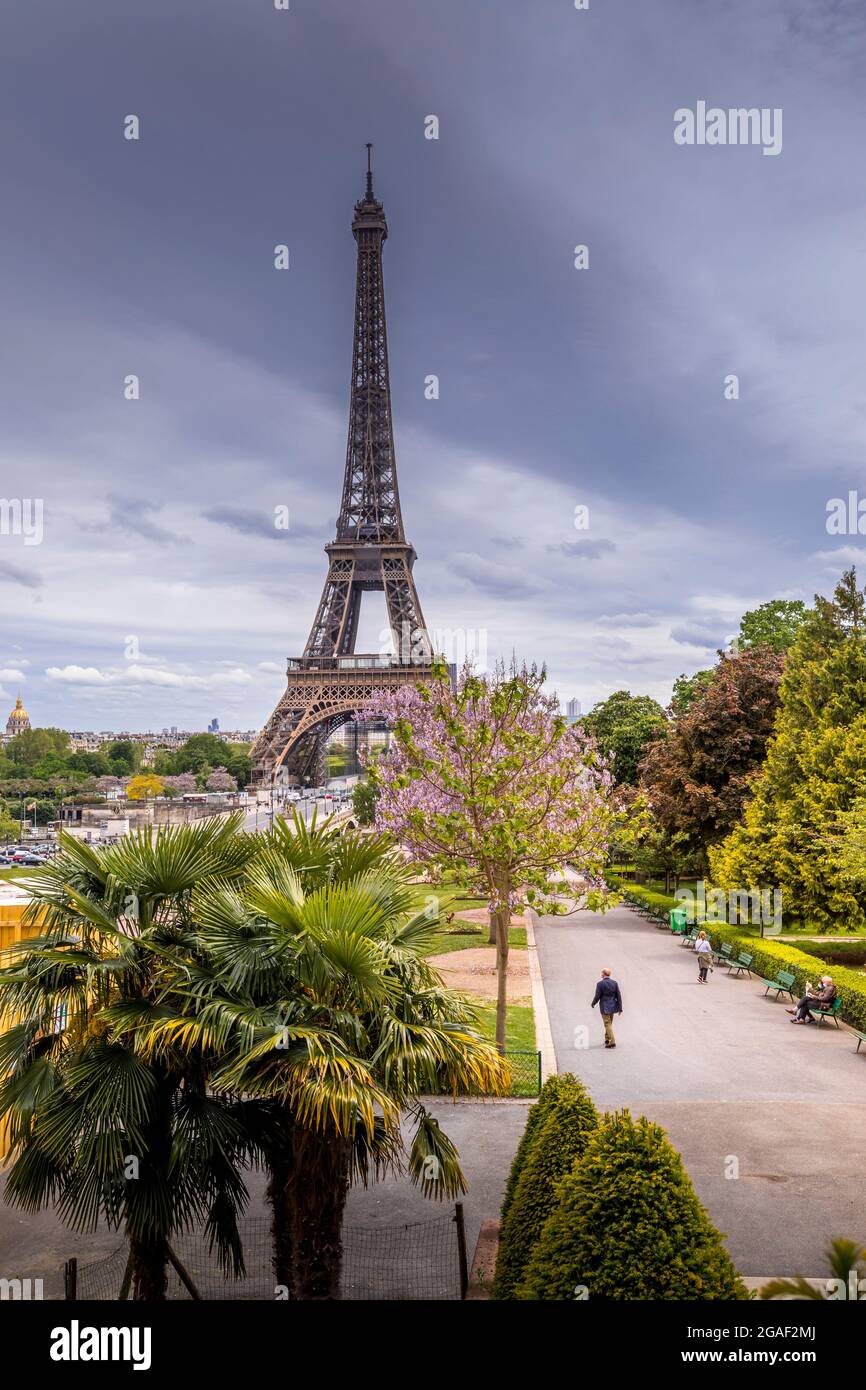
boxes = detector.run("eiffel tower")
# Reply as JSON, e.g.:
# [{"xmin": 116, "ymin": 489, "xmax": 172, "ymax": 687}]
[{"xmin": 251, "ymin": 148, "xmax": 433, "ymax": 786}]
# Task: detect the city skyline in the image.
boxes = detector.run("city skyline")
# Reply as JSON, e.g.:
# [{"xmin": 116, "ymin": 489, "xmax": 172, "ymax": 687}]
[{"xmin": 2, "ymin": 0, "xmax": 865, "ymax": 729}]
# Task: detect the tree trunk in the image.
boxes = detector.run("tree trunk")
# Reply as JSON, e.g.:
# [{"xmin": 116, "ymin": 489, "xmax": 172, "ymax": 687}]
[
  {"xmin": 493, "ymin": 864, "xmax": 511, "ymax": 1053},
  {"xmin": 267, "ymin": 1147, "xmax": 296, "ymax": 1297},
  {"xmin": 487, "ymin": 907, "xmax": 497, "ymax": 945},
  {"xmin": 289, "ymin": 1128, "xmax": 352, "ymax": 1300},
  {"xmin": 129, "ymin": 1070, "xmax": 173, "ymax": 1301},
  {"xmin": 130, "ymin": 1236, "xmax": 168, "ymax": 1301}
]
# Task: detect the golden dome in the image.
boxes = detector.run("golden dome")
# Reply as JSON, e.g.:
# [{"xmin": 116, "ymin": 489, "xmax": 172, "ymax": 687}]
[{"xmin": 6, "ymin": 693, "xmax": 30, "ymax": 729}]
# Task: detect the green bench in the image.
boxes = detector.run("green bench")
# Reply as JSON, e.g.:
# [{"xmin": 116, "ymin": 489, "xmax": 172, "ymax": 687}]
[
  {"xmin": 712, "ymin": 942, "xmax": 733, "ymax": 967},
  {"xmin": 809, "ymin": 996, "xmax": 842, "ymax": 1028},
  {"xmin": 727, "ymin": 951, "xmax": 754, "ymax": 978},
  {"xmin": 760, "ymin": 969, "xmax": 797, "ymax": 1002},
  {"xmin": 854, "ymin": 1031, "xmax": 866, "ymax": 1054}
]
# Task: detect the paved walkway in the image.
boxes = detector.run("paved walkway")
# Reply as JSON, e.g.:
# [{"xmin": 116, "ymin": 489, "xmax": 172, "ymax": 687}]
[{"xmin": 534, "ymin": 904, "xmax": 866, "ymax": 1277}]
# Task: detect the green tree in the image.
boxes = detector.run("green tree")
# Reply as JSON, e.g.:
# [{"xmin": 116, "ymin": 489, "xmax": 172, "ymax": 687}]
[
  {"xmin": 670, "ymin": 669, "xmax": 714, "ymax": 716},
  {"xmin": 739, "ymin": 598, "xmax": 808, "ymax": 653},
  {"xmin": 518, "ymin": 1110, "xmax": 747, "ymax": 1300},
  {"xmin": 67, "ymin": 751, "xmax": 112, "ymax": 777},
  {"xmin": 106, "ymin": 741, "xmax": 142, "ymax": 774},
  {"xmin": 711, "ymin": 570, "xmax": 866, "ymax": 929},
  {"xmin": 5, "ymin": 728, "xmax": 69, "ymax": 771},
  {"xmin": 0, "ymin": 818, "xmax": 258, "ymax": 1300},
  {"xmin": 175, "ymin": 734, "xmax": 226, "ymax": 774},
  {"xmin": 221, "ymin": 744, "xmax": 251, "ymax": 787},
  {"xmin": 0, "ymin": 811, "xmax": 20, "ymax": 842},
  {"xmin": 583, "ymin": 690, "xmax": 667, "ymax": 786},
  {"xmin": 352, "ymin": 779, "xmax": 379, "ymax": 826},
  {"xmin": 493, "ymin": 1075, "xmax": 597, "ymax": 1298}
]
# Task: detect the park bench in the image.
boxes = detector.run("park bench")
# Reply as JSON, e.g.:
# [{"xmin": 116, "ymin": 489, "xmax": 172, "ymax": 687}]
[
  {"xmin": 853, "ymin": 1031, "xmax": 866, "ymax": 1054},
  {"xmin": 712, "ymin": 942, "xmax": 733, "ymax": 968},
  {"xmin": 760, "ymin": 969, "xmax": 797, "ymax": 1002},
  {"xmin": 680, "ymin": 927, "xmax": 700, "ymax": 948},
  {"xmin": 727, "ymin": 952, "xmax": 753, "ymax": 978},
  {"xmin": 809, "ymin": 996, "xmax": 842, "ymax": 1028}
]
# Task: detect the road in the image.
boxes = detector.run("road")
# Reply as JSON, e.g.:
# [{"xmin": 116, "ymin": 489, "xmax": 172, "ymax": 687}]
[
  {"xmin": 534, "ymin": 903, "xmax": 866, "ymax": 1277},
  {"xmin": 241, "ymin": 795, "xmax": 347, "ymax": 835}
]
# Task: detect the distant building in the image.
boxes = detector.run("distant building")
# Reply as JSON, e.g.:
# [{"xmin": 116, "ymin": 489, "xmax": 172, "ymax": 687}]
[
  {"xmin": 565, "ymin": 697, "xmax": 582, "ymax": 725},
  {"xmin": 208, "ymin": 718, "xmax": 220, "ymax": 734},
  {"xmin": 5, "ymin": 693, "xmax": 31, "ymax": 738}
]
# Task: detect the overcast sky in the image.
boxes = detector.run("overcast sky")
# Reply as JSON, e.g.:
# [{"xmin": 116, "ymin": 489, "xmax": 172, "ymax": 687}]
[{"xmin": 1, "ymin": 0, "xmax": 865, "ymax": 731}]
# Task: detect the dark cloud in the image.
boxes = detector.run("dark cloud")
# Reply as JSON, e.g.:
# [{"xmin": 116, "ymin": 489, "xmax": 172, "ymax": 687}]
[
  {"xmin": 449, "ymin": 552, "xmax": 544, "ymax": 599},
  {"xmin": 546, "ymin": 540, "xmax": 617, "ymax": 560},
  {"xmin": 204, "ymin": 506, "xmax": 319, "ymax": 541},
  {"xmin": 0, "ymin": 560, "xmax": 42, "ymax": 590}
]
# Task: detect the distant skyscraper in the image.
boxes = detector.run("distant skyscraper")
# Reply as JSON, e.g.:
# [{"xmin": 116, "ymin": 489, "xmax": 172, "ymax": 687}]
[
  {"xmin": 565, "ymin": 697, "xmax": 582, "ymax": 725},
  {"xmin": 208, "ymin": 718, "xmax": 220, "ymax": 734}
]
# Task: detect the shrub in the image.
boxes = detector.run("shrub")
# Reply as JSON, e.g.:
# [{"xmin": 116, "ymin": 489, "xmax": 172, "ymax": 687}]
[
  {"xmin": 517, "ymin": 1110, "xmax": 748, "ymax": 1301},
  {"xmin": 615, "ymin": 883, "xmax": 678, "ymax": 918},
  {"xmin": 493, "ymin": 1076, "xmax": 598, "ymax": 1299},
  {"xmin": 499, "ymin": 1074, "xmax": 578, "ymax": 1226}
]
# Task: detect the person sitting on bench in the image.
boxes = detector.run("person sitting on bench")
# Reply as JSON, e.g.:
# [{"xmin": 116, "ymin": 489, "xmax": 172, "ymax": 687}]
[{"xmin": 788, "ymin": 976, "xmax": 835, "ymax": 1024}]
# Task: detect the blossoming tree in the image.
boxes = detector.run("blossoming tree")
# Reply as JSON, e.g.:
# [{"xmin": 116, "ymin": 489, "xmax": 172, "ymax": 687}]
[{"xmin": 362, "ymin": 663, "xmax": 618, "ymax": 1048}]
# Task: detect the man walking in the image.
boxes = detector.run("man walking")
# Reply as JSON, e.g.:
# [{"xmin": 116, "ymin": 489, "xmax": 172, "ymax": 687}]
[{"xmin": 591, "ymin": 968, "xmax": 623, "ymax": 1049}]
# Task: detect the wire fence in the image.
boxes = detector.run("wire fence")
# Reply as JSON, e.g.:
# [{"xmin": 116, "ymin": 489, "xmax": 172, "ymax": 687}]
[
  {"xmin": 65, "ymin": 1208, "xmax": 466, "ymax": 1301},
  {"xmin": 429, "ymin": 1049, "xmax": 541, "ymax": 1099}
]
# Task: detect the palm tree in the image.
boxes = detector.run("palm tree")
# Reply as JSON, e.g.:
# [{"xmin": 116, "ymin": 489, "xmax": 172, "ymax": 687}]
[
  {"xmin": 760, "ymin": 1238, "xmax": 865, "ymax": 1300},
  {"xmin": 0, "ymin": 815, "xmax": 258, "ymax": 1300},
  {"xmin": 146, "ymin": 811, "xmax": 509, "ymax": 1298}
]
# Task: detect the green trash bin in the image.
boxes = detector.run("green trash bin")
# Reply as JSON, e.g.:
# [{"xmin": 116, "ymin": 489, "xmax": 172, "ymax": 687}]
[{"xmin": 669, "ymin": 907, "xmax": 688, "ymax": 934}]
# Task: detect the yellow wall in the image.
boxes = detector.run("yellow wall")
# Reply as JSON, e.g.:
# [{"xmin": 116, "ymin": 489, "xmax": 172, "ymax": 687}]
[{"xmin": 0, "ymin": 902, "xmax": 42, "ymax": 1162}]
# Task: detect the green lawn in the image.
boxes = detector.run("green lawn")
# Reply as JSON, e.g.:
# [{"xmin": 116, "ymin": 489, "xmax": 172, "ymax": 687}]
[
  {"xmin": 0, "ymin": 866, "xmax": 35, "ymax": 881},
  {"xmin": 424, "ymin": 923, "xmax": 527, "ymax": 957}
]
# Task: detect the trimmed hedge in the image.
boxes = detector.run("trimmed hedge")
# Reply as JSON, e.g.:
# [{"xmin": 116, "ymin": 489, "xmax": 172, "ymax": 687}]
[
  {"xmin": 517, "ymin": 1109, "xmax": 748, "ymax": 1301},
  {"xmin": 493, "ymin": 1075, "xmax": 598, "ymax": 1299},
  {"xmin": 499, "ymin": 1074, "xmax": 577, "ymax": 1227},
  {"xmin": 617, "ymin": 884, "xmax": 678, "ymax": 920},
  {"xmin": 701, "ymin": 922, "xmax": 866, "ymax": 1032}
]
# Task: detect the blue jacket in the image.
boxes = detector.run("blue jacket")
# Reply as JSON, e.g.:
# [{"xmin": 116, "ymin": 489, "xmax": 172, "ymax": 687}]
[{"xmin": 592, "ymin": 977, "xmax": 623, "ymax": 1015}]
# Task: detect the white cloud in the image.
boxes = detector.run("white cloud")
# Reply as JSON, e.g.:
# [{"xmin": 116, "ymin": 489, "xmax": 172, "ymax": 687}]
[{"xmin": 46, "ymin": 664, "xmax": 254, "ymax": 691}]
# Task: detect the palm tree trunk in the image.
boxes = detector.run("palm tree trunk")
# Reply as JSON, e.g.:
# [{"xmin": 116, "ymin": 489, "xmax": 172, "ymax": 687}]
[
  {"xmin": 267, "ymin": 1152, "xmax": 296, "ymax": 1297},
  {"xmin": 290, "ymin": 1128, "xmax": 352, "ymax": 1300},
  {"xmin": 130, "ymin": 1236, "xmax": 169, "ymax": 1301}
]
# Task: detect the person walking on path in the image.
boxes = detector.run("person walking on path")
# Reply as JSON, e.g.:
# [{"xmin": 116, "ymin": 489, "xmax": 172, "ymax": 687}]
[
  {"xmin": 694, "ymin": 930, "xmax": 713, "ymax": 983},
  {"xmin": 591, "ymin": 968, "xmax": 623, "ymax": 1049}
]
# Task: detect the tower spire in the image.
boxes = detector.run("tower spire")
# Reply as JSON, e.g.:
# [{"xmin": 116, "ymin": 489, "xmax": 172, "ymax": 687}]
[{"xmin": 365, "ymin": 142, "xmax": 374, "ymax": 199}]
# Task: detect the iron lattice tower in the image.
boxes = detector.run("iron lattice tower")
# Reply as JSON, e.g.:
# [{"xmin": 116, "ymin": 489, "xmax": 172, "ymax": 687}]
[{"xmin": 251, "ymin": 150, "xmax": 432, "ymax": 785}]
